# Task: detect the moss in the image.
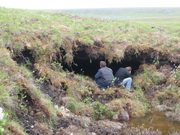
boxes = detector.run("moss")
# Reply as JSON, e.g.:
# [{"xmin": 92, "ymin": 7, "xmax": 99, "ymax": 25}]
[
  {"xmin": 66, "ymin": 97, "xmax": 78, "ymax": 113},
  {"xmin": 108, "ymin": 98, "xmax": 146, "ymax": 118},
  {"xmin": 92, "ymin": 101, "xmax": 115, "ymax": 120},
  {"xmin": 128, "ymin": 99, "xmax": 146, "ymax": 118},
  {"xmin": 154, "ymin": 88, "xmax": 180, "ymax": 107},
  {"xmin": 134, "ymin": 64, "xmax": 168, "ymax": 91}
]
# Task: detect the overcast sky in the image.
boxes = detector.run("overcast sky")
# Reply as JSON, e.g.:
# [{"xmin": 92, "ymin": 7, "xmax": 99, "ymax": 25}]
[{"xmin": 0, "ymin": 0, "xmax": 179, "ymax": 9}]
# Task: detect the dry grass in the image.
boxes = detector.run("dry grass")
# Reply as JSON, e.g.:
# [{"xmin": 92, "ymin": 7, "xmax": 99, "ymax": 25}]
[
  {"xmin": 7, "ymin": 122, "xmax": 27, "ymax": 135},
  {"xmin": 0, "ymin": 7, "xmax": 179, "ymax": 134}
]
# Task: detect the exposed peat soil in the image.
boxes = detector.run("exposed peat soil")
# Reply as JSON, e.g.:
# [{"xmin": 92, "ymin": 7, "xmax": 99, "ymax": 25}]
[{"xmin": 10, "ymin": 42, "xmax": 179, "ymax": 135}]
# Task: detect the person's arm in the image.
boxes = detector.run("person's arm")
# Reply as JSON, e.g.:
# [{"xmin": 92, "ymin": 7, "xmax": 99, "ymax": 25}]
[
  {"xmin": 126, "ymin": 70, "xmax": 131, "ymax": 77},
  {"xmin": 95, "ymin": 71, "xmax": 101, "ymax": 79}
]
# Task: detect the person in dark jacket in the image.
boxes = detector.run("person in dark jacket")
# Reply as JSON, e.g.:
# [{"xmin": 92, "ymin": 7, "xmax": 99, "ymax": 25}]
[
  {"xmin": 115, "ymin": 66, "xmax": 132, "ymax": 91},
  {"xmin": 95, "ymin": 61, "xmax": 114, "ymax": 89}
]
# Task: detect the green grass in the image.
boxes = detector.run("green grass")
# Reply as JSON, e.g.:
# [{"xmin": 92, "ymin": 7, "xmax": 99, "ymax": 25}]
[
  {"xmin": 125, "ymin": 17, "xmax": 180, "ymax": 28},
  {"xmin": 0, "ymin": 7, "xmax": 179, "ymax": 134},
  {"xmin": 56, "ymin": 8, "xmax": 180, "ymax": 19},
  {"xmin": 0, "ymin": 7, "xmax": 180, "ymax": 135},
  {"xmin": 0, "ymin": 7, "xmax": 179, "ymax": 52},
  {"xmin": 0, "ymin": 71, "xmax": 10, "ymax": 102}
]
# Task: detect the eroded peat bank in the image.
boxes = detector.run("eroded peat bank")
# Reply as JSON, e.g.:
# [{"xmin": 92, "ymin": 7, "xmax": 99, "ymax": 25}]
[{"xmin": 0, "ymin": 7, "xmax": 180, "ymax": 135}]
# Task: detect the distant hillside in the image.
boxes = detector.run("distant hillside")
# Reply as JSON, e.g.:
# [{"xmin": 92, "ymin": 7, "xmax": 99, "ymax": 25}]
[{"xmin": 53, "ymin": 8, "xmax": 180, "ymax": 19}]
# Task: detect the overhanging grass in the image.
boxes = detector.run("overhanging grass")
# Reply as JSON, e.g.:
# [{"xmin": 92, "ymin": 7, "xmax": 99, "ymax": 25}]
[{"xmin": 1, "ymin": 7, "xmax": 179, "ymax": 51}]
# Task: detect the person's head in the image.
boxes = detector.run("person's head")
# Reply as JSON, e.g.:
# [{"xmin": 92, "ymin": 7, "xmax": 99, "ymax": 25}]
[
  {"xmin": 100, "ymin": 61, "xmax": 106, "ymax": 68},
  {"xmin": 126, "ymin": 66, "xmax": 132, "ymax": 72}
]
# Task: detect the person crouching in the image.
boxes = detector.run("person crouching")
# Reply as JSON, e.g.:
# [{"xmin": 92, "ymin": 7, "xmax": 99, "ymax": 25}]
[
  {"xmin": 114, "ymin": 66, "xmax": 132, "ymax": 91},
  {"xmin": 95, "ymin": 61, "xmax": 114, "ymax": 89}
]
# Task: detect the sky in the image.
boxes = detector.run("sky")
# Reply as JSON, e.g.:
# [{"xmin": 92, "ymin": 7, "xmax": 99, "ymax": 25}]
[{"xmin": 0, "ymin": 0, "xmax": 179, "ymax": 9}]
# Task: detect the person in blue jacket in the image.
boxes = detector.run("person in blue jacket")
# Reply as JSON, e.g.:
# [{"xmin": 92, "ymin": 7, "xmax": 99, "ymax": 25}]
[{"xmin": 95, "ymin": 61, "xmax": 114, "ymax": 89}]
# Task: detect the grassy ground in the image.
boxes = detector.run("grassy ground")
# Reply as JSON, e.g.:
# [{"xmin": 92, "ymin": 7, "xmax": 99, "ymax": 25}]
[
  {"xmin": 1, "ymin": 7, "xmax": 180, "ymax": 47},
  {"xmin": 125, "ymin": 17, "xmax": 180, "ymax": 28},
  {"xmin": 57, "ymin": 8, "xmax": 180, "ymax": 19},
  {"xmin": 1, "ymin": 7, "xmax": 180, "ymax": 64},
  {"xmin": 0, "ymin": 7, "xmax": 180, "ymax": 134}
]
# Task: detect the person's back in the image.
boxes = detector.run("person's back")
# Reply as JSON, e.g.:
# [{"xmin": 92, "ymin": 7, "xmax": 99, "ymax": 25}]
[
  {"xmin": 95, "ymin": 61, "xmax": 114, "ymax": 89},
  {"xmin": 99, "ymin": 66, "xmax": 114, "ymax": 84}
]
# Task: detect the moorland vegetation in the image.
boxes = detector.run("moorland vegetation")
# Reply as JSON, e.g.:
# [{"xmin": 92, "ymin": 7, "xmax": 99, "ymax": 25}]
[{"xmin": 0, "ymin": 7, "xmax": 179, "ymax": 134}]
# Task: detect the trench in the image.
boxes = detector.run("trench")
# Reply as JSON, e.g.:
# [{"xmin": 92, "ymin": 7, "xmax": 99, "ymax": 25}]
[
  {"xmin": 62, "ymin": 51, "xmax": 142, "ymax": 78},
  {"xmin": 61, "ymin": 48, "xmax": 178, "ymax": 79},
  {"xmin": 12, "ymin": 47, "xmax": 179, "ymax": 134},
  {"xmin": 13, "ymin": 49, "xmax": 35, "ymax": 70},
  {"xmin": 13, "ymin": 47, "xmax": 177, "ymax": 80},
  {"xmin": 60, "ymin": 49, "xmax": 180, "ymax": 134},
  {"xmin": 68, "ymin": 58, "xmax": 141, "ymax": 78}
]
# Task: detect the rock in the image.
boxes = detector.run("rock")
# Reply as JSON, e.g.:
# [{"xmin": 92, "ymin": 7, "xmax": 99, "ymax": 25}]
[{"xmin": 118, "ymin": 109, "xmax": 130, "ymax": 121}]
